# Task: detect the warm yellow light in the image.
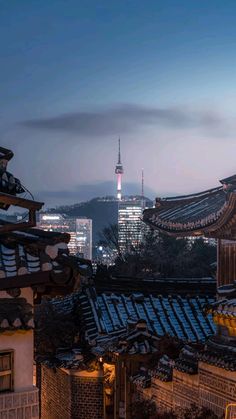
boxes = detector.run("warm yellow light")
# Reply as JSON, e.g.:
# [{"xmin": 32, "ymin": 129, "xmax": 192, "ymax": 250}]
[{"xmin": 225, "ymin": 403, "xmax": 236, "ymax": 419}]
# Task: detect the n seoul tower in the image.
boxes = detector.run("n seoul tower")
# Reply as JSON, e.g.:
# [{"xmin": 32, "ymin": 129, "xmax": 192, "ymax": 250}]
[{"xmin": 115, "ymin": 138, "xmax": 124, "ymax": 200}]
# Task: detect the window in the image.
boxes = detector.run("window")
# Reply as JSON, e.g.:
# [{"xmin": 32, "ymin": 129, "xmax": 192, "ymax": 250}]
[{"xmin": 0, "ymin": 350, "xmax": 14, "ymax": 392}]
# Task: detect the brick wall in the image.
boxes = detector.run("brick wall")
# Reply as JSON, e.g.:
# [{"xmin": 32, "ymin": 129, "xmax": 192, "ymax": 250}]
[
  {"xmin": 41, "ymin": 366, "xmax": 71, "ymax": 419},
  {"xmin": 41, "ymin": 365, "xmax": 103, "ymax": 419},
  {"xmin": 35, "ymin": 363, "xmax": 41, "ymax": 418},
  {"xmin": 0, "ymin": 387, "xmax": 39, "ymax": 419},
  {"xmin": 71, "ymin": 375, "xmax": 103, "ymax": 419}
]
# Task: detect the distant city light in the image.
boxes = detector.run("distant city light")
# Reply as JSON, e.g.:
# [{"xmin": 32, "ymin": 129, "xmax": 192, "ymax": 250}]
[
  {"xmin": 42, "ymin": 215, "xmax": 60, "ymax": 221},
  {"xmin": 38, "ymin": 214, "xmax": 92, "ymax": 259}
]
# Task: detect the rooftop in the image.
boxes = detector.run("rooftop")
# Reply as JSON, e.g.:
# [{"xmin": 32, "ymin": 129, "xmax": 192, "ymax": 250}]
[
  {"xmin": 57, "ymin": 285, "xmax": 217, "ymax": 345},
  {"xmin": 143, "ymin": 176, "xmax": 236, "ymax": 239},
  {"xmin": 0, "ymin": 226, "xmax": 92, "ymax": 299}
]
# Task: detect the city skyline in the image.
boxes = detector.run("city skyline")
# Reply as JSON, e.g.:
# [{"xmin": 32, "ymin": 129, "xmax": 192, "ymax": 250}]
[{"xmin": 2, "ymin": 1, "xmax": 236, "ymax": 206}]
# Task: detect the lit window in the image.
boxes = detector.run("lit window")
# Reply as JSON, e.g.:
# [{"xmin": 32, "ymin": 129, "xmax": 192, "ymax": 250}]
[{"xmin": 0, "ymin": 350, "xmax": 14, "ymax": 393}]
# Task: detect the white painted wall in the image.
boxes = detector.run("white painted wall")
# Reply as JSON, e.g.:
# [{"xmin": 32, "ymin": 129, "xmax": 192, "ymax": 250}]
[
  {"xmin": 0, "ymin": 331, "xmax": 34, "ymax": 391},
  {"xmin": 0, "ymin": 287, "xmax": 34, "ymax": 391}
]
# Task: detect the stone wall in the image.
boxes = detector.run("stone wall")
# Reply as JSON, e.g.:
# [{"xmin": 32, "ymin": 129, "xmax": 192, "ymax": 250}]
[
  {"xmin": 40, "ymin": 365, "xmax": 103, "ymax": 419},
  {"xmin": 199, "ymin": 362, "xmax": 236, "ymax": 418},
  {"xmin": 151, "ymin": 379, "xmax": 173, "ymax": 412},
  {"xmin": 137, "ymin": 364, "xmax": 236, "ymax": 418},
  {"xmin": 172, "ymin": 370, "xmax": 199, "ymax": 413},
  {"xmin": 0, "ymin": 387, "xmax": 39, "ymax": 419}
]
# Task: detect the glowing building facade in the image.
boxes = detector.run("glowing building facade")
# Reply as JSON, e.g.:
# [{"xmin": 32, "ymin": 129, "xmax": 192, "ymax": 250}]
[
  {"xmin": 38, "ymin": 214, "xmax": 92, "ymax": 259},
  {"xmin": 118, "ymin": 198, "xmax": 144, "ymax": 252},
  {"xmin": 76, "ymin": 218, "xmax": 93, "ymax": 260}
]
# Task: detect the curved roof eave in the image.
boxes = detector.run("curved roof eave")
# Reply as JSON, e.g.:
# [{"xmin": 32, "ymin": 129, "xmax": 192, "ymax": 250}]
[{"xmin": 143, "ymin": 189, "xmax": 236, "ymax": 239}]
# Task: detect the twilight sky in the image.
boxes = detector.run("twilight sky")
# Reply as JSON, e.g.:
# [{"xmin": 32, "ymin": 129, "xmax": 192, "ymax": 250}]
[{"xmin": 2, "ymin": 0, "xmax": 236, "ymax": 207}]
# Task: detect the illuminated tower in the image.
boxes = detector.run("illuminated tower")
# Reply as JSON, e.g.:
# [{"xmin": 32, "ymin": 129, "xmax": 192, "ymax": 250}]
[{"xmin": 115, "ymin": 138, "xmax": 124, "ymax": 200}]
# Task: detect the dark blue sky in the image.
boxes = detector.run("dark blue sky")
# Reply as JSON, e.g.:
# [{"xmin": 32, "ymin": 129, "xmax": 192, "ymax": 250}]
[{"xmin": 1, "ymin": 0, "xmax": 236, "ymax": 206}]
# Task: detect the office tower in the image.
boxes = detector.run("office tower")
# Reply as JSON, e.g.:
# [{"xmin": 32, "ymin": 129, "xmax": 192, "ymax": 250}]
[{"xmin": 38, "ymin": 214, "xmax": 92, "ymax": 259}]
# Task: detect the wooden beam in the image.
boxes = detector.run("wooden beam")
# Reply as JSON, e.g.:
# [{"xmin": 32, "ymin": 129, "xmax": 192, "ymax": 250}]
[
  {"xmin": 0, "ymin": 271, "xmax": 51, "ymax": 290},
  {"xmin": 0, "ymin": 221, "xmax": 36, "ymax": 234},
  {"xmin": 0, "ymin": 193, "xmax": 44, "ymax": 232},
  {"xmin": 0, "ymin": 192, "xmax": 43, "ymax": 210}
]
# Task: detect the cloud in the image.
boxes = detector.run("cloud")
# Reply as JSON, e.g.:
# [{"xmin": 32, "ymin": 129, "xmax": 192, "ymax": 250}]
[{"xmin": 20, "ymin": 103, "xmax": 224, "ymax": 137}]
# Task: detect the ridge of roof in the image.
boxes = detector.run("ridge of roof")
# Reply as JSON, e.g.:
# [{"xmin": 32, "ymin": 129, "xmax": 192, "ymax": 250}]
[{"xmin": 160, "ymin": 185, "xmax": 223, "ymax": 203}]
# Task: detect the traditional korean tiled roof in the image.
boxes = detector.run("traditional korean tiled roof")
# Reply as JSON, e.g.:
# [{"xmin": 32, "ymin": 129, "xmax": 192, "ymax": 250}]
[
  {"xmin": 207, "ymin": 297, "xmax": 236, "ymax": 318},
  {"xmin": 0, "ymin": 227, "xmax": 92, "ymax": 295},
  {"xmin": 77, "ymin": 287, "xmax": 215, "ymax": 344},
  {"xmin": 95, "ymin": 320, "xmax": 160, "ymax": 356},
  {"xmin": 49, "ymin": 291, "xmax": 80, "ymax": 316},
  {"xmin": 174, "ymin": 345, "xmax": 198, "ymax": 374},
  {"xmin": 0, "ymin": 146, "xmax": 92, "ymax": 296},
  {"xmin": 42, "ymin": 348, "xmax": 90, "ymax": 370},
  {"xmin": 198, "ymin": 336, "xmax": 236, "ymax": 371},
  {"xmin": 151, "ymin": 354, "xmax": 173, "ymax": 382},
  {"xmin": 217, "ymin": 283, "xmax": 236, "ymax": 296},
  {"xmin": 131, "ymin": 369, "xmax": 151, "ymax": 388},
  {"xmin": 143, "ymin": 177, "xmax": 236, "ymax": 238},
  {"xmin": 0, "ymin": 297, "xmax": 34, "ymax": 332}
]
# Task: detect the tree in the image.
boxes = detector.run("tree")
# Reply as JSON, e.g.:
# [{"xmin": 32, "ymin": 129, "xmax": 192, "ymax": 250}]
[
  {"xmin": 182, "ymin": 404, "xmax": 219, "ymax": 419},
  {"xmin": 186, "ymin": 238, "xmax": 216, "ymax": 277},
  {"xmin": 155, "ymin": 412, "xmax": 178, "ymax": 419},
  {"xmin": 149, "ymin": 233, "xmax": 189, "ymax": 277},
  {"xmin": 131, "ymin": 399, "xmax": 157, "ymax": 419},
  {"xmin": 98, "ymin": 223, "xmax": 217, "ymax": 278},
  {"xmin": 99, "ymin": 223, "xmax": 123, "ymax": 259},
  {"xmin": 131, "ymin": 401, "xmax": 218, "ymax": 419},
  {"xmin": 131, "ymin": 399, "xmax": 178, "ymax": 419}
]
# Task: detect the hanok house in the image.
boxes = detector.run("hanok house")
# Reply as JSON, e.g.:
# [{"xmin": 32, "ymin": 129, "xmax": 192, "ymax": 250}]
[
  {"xmin": 38, "ymin": 273, "xmax": 216, "ymax": 419},
  {"xmin": 142, "ymin": 174, "xmax": 236, "ymax": 418},
  {"xmin": 0, "ymin": 147, "xmax": 92, "ymax": 419}
]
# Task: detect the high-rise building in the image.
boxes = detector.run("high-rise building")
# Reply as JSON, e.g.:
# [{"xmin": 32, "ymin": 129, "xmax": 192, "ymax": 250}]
[
  {"xmin": 118, "ymin": 198, "xmax": 144, "ymax": 253},
  {"xmin": 76, "ymin": 218, "xmax": 93, "ymax": 260},
  {"xmin": 115, "ymin": 138, "xmax": 124, "ymax": 200},
  {"xmin": 38, "ymin": 214, "xmax": 92, "ymax": 259}
]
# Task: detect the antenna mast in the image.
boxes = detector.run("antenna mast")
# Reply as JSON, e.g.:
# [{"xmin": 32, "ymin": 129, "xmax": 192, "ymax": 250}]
[{"xmin": 141, "ymin": 168, "xmax": 145, "ymax": 209}]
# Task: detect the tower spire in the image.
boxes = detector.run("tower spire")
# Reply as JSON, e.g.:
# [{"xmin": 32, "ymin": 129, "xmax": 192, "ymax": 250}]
[
  {"xmin": 118, "ymin": 137, "xmax": 121, "ymax": 164},
  {"xmin": 141, "ymin": 168, "xmax": 144, "ymax": 199},
  {"xmin": 115, "ymin": 138, "xmax": 124, "ymax": 200}
]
